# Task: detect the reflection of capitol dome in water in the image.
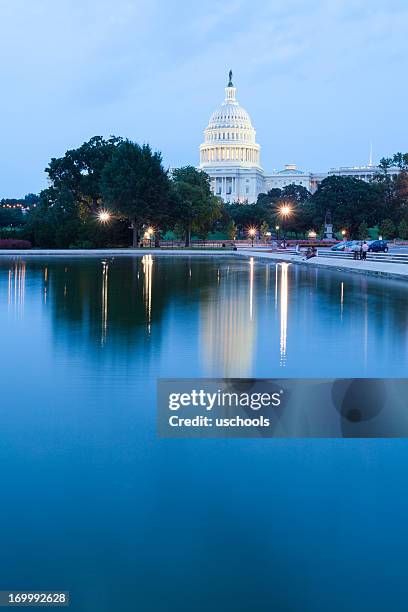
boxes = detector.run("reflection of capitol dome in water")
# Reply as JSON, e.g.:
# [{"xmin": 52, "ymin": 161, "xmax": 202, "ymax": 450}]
[
  {"xmin": 200, "ymin": 261, "xmax": 256, "ymax": 377},
  {"xmin": 199, "ymin": 71, "xmax": 264, "ymax": 203}
]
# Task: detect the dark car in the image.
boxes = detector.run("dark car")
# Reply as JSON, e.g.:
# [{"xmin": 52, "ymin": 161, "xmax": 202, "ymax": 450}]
[{"xmin": 368, "ymin": 240, "xmax": 389, "ymax": 253}]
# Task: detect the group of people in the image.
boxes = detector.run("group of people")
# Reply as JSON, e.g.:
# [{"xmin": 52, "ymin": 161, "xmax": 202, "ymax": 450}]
[
  {"xmin": 352, "ymin": 241, "xmax": 369, "ymax": 260},
  {"xmin": 294, "ymin": 244, "xmax": 318, "ymax": 260}
]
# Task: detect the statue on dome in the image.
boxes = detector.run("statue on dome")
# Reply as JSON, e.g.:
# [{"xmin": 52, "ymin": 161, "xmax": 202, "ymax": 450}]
[{"xmin": 228, "ymin": 70, "xmax": 233, "ymax": 87}]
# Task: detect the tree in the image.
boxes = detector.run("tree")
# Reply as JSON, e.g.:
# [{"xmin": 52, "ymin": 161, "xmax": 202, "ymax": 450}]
[
  {"xmin": 226, "ymin": 202, "xmax": 273, "ymax": 234},
  {"xmin": 101, "ymin": 141, "xmax": 171, "ymax": 247},
  {"xmin": 226, "ymin": 219, "xmax": 237, "ymax": 240},
  {"xmin": 260, "ymin": 221, "xmax": 270, "ymax": 241},
  {"xmin": 46, "ymin": 135, "xmax": 123, "ymax": 212},
  {"xmin": 281, "ymin": 184, "xmax": 311, "ymax": 205},
  {"xmin": 398, "ymin": 219, "xmax": 408, "ymax": 240},
  {"xmin": 379, "ymin": 218, "xmax": 396, "ymax": 239},
  {"xmin": 358, "ymin": 221, "xmax": 369, "ymax": 240},
  {"xmin": 0, "ymin": 205, "xmax": 24, "ymax": 227},
  {"xmin": 391, "ymin": 152, "xmax": 408, "ymax": 171},
  {"xmin": 310, "ymin": 176, "xmax": 383, "ymax": 237},
  {"xmin": 256, "ymin": 188, "xmax": 282, "ymax": 207},
  {"xmin": 24, "ymin": 193, "xmax": 40, "ymax": 207},
  {"xmin": 171, "ymin": 166, "xmax": 222, "ymax": 246},
  {"xmin": 23, "ymin": 187, "xmax": 82, "ymax": 248}
]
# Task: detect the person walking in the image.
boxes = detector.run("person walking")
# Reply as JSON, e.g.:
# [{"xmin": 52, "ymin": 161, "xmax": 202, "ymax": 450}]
[
  {"xmin": 361, "ymin": 241, "xmax": 369, "ymax": 260},
  {"xmin": 352, "ymin": 242, "xmax": 360, "ymax": 260}
]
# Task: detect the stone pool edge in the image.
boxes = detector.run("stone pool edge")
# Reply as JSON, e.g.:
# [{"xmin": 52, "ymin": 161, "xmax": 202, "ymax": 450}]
[{"xmin": 1, "ymin": 248, "xmax": 408, "ymax": 280}]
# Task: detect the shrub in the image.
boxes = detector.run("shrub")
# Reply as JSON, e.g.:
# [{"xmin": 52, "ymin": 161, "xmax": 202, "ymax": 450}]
[
  {"xmin": 0, "ymin": 239, "xmax": 32, "ymax": 249},
  {"xmin": 398, "ymin": 219, "xmax": 408, "ymax": 240},
  {"xmin": 379, "ymin": 218, "xmax": 396, "ymax": 239},
  {"xmin": 69, "ymin": 240, "xmax": 94, "ymax": 249}
]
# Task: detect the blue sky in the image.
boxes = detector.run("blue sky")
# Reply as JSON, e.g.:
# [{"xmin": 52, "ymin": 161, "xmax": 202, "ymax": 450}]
[{"xmin": 1, "ymin": 0, "xmax": 408, "ymax": 197}]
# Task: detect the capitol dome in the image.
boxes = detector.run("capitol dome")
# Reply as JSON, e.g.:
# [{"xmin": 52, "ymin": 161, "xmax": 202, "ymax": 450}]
[{"xmin": 200, "ymin": 72, "xmax": 261, "ymax": 168}]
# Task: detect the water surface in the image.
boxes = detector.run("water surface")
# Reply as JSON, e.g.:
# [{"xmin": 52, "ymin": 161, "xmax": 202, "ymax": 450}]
[{"xmin": 0, "ymin": 255, "xmax": 407, "ymax": 611}]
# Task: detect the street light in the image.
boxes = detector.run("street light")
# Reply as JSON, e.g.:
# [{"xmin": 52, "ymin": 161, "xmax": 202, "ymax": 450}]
[
  {"xmin": 248, "ymin": 227, "xmax": 257, "ymax": 247},
  {"xmin": 279, "ymin": 204, "xmax": 292, "ymax": 217},
  {"xmin": 147, "ymin": 226, "xmax": 155, "ymax": 247},
  {"xmin": 278, "ymin": 203, "xmax": 292, "ymax": 248},
  {"xmin": 341, "ymin": 229, "xmax": 347, "ymax": 241},
  {"xmin": 98, "ymin": 210, "xmax": 111, "ymax": 224}
]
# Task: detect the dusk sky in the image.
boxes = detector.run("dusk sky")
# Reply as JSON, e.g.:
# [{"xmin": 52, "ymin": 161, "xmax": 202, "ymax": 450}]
[{"xmin": 1, "ymin": 0, "xmax": 408, "ymax": 197}]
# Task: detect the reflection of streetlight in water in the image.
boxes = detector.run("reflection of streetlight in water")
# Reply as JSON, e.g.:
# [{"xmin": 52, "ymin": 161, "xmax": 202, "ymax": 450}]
[
  {"xmin": 249, "ymin": 257, "xmax": 254, "ymax": 321},
  {"xmin": 142, "ymin": 255, "xmax": 153, "ymax": 332},
  {"xmin": 279, "ymin": 263, "xmax": 289, "ymax": 366},
  {"xmin": 8, "ymin": 260, "xmax": 26, "ymax": 316},
  {"xmin": 101, "ymin": 260, "xmax": 109, "ymax": 346}
]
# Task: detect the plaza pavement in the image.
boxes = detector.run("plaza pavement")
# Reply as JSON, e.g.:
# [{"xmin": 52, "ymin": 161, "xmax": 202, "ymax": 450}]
[{"xmin": 242, "ymin": 249, "xmax": 408, "ymax": 280}]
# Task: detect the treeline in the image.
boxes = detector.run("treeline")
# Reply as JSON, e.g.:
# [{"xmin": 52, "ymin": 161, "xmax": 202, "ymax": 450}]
[
  {"xmin": 2, "ymin": 139, "xmax": 408, "ymax": 247},
  {"xmin": 5, "ymin": 137, "xmax": 221, "ymax": 248},
  {"xmin": 244, "ymin": 152, "xmax": 408, "ymax": 240}
]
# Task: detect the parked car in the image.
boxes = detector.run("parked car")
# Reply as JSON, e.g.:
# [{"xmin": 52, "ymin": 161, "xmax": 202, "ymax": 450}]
[
  {"xmin": 368, "ymin": 240, "xmax": 389, "ymax": 253},
  {"xmin": 331, "ymin": 241, "xmax": 353, "ymax": 251},
  {"xmin": 331, "ymin": 241, "xmax": 360, "ymax": 252}
]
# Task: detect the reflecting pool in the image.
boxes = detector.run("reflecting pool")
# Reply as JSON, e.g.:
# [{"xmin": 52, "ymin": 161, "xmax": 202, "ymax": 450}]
[{"xmin": 0, "ymin": 255, "xmax": 408, "ymax": 611}]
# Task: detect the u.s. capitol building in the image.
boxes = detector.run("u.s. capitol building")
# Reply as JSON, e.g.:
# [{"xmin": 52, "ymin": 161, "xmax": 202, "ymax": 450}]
[{"xmin": 199, "ymin": 72, "xmax": 392, "ymax": 202}]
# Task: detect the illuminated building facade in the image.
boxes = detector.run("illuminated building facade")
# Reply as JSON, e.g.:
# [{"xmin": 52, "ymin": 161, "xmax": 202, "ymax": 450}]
[{"xmin": 200, "ymin": 73, "xmax": 400, "ymax": 202}]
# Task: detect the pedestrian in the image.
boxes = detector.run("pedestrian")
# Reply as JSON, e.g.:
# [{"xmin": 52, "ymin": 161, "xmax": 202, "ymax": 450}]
[
  {"xmin": 304, "ymin": 247, "xmax": 316, "ymax": 260},
  {"xmin": 352, "ymin": 242, "xmax": 360, "ymax": 260},
  {"xmin": 361, "ymin": 241, "xmax": 369, "ymax": 260}
]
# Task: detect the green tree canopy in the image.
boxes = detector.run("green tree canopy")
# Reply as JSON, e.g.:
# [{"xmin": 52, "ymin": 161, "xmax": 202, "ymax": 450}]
[
  {"xmin": 101, "ymin": 141, "xmax": 172, "ymax": 247},
  {"xmin": 281, "ymin": 184, "xmax": 311, "ymax": 205},
  {"xmin": 0, "ymin": 204, "xmax": 24, "ymax": 227},
  {"xmin": 358, "ymin": 221, "xmax": 369, "ymax": 240},
  {"xmin": 226, "ymin": 219, "xmax": 237, "ymax": 240},
  {"xmin": 310, "ymin": 176, "xmax": 383, "ymax": 237},
  {"xmin": 171, "ymin": 166, "xmax": 222, "ymax": 246},
  {"xmin": 24, "ymin": 187, "xmax": 81, "ymax": 248},
  {"xmin": 256, "ymin": 188, "xmax": 282, "ymax": 207},
  {"xmin": 260, "ymin": 221, "xmax": 270, "ymax": 240},
  {"xmin": 379, "ymin": 218, "xmax": 396, "ymax": 239},
  {"xmin": 46, "ymin": 135, "xmax": 123, "ymax": 212},
  {"xmin": 225, "ymin": 202, "xmax": 273, "ymax": 233},
  {"xmin": 398, "ymin": 219, "xmax": 408, "ymax": 240}
]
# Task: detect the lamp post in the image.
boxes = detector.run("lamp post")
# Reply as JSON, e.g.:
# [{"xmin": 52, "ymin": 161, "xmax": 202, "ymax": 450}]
[
  {"xmin": 278, "ymin": 204, "xmax": 292, "ymax": 248},
  {"xmin": 147, "ymin": 226, "xmax": 154, "ymax": 247},
  {"xmin": 275, "ymin": 225, "xmax": 280, "ymax": 242},
  {"xmin": 341, "ymin": 229, "xmax": 347, "ymax": 241},
  {"xmin": 248, "ymin": 227, "xmax": 256, "ymax": 247}
]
